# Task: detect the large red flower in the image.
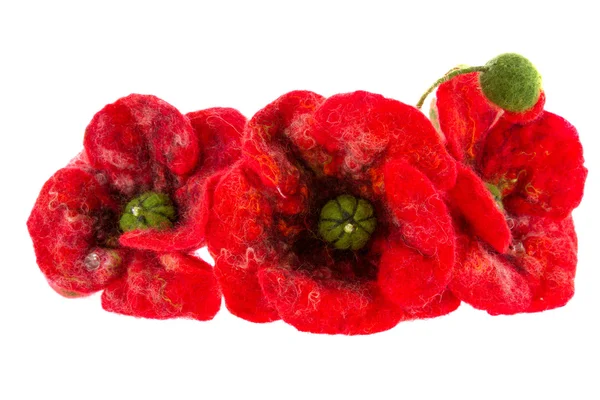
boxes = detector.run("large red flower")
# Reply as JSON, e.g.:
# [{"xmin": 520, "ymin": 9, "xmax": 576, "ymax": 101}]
[
  {"xmin": 27, "ymin": 94, "xmax": 245, "ymax": 320},
  {"xmin": 205, "ymin": 90, "xmax": 460, "ymax": 334},
  {"xmin": 433, "ymin": 73, "xmax": 587, "ymax": 314}
]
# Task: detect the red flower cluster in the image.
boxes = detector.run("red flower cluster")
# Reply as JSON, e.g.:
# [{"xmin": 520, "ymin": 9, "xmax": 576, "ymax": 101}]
[{"xmin": 28, "ymin": 62, "xmax": 586, "ymax": 334}]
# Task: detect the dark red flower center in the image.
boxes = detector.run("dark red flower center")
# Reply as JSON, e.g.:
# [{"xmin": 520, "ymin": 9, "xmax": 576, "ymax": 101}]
[{"xmin": 273, "ymin": 171, "xmax": 388, "ymax": 284}]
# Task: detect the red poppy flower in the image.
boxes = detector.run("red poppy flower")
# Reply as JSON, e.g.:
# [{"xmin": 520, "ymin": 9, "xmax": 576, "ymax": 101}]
[
  {"xmin": 27, "ymin": 94, "xmax": 245, "ymax": 320},
  {"xmin": 432, "ymin": 72, "xmax": 587, "ymax": 314},
  {"xmin": 205, "ymin": 90, "xmax": 460, "ymax": 334}
]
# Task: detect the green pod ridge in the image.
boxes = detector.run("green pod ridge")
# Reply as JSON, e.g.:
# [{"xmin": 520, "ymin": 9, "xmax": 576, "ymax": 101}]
[
  {"xmin": 318, "ymin": 195, "xmax": 376, "ymax": 251},
  {"xmin": 119, "ymin": 191, "xmax": 176, "ymax": 232}
]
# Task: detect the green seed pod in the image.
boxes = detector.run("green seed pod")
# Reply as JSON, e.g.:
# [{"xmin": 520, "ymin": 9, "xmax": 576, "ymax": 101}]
[
  {"xmin": 479, "ymin": 53, "xmax": 542, "ymax": 112},
  {"xmin": 318, "ymin": 194, "xmax": 376, "ymax": 251},
  {"xmin": 119, "ymin": 192, "xmax": 176, "ymax": 232}
]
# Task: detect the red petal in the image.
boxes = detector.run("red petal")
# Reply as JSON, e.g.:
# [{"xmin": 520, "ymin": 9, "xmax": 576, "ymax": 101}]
[
  {"xmin": 84, "ymin": 94, "xmax": 199, "ymax": 195},
  {"xmin": 101, "ymin": 252, "xmax": 221, "ymax": 320},
  {"xmin": 450, "ymin": 232, "xmax": 533, "ymax": 315},
  {"xmin": 27, "ymin": 166, "xmax": 125, "ymax": 296},
  {"xmin": 479, "ymin": 112, "xmax": 587, "ymax": 218},
  {"xmin": 258, "ymin": 267, "xmax": 404, "ymax": 335},
  {"xmin": 447, "ymin": 164, "xmax": 511, "ymax": 253},
  {"xmin": 408, "ymin": 290, "xmax": 461, "ymax": 319},
  {"xmin": 311, "ymin": 91, "xmax": 456, "ymax": 190},
  {"xmin": 214, "ymin": 256, "xmax": 280, "ymax": 323},
  {"xmin": 187, "ymin": 107, "xmax": 246, "ymax": 174},
  {"xmin": 378, "ymin": 241, "xmax": 454, "ymax": 310},
  {"xmin": 206, "ymin": 165, "xmax": 279, "ymax": 322},
  {"xmin": 379, "ymin": 160, "xmax": 455, "ymax": 308},
  {"xmin": 384, "ymin": 159, "xmax": 455, "ymax": 259},
  {"xmin": 512, "ymin": 216, "xmax": 578, "ymax": 312},
  {"xmin": 450, "ymin": 215, "xmax": 577, "ymax": 315},
  {"xmin": 435, "ymin": 72, "xmax": 500, "ymax": 162},
  {"xmin": 243, "ymin": 91, "xmax": 322, "ymax": 207}
]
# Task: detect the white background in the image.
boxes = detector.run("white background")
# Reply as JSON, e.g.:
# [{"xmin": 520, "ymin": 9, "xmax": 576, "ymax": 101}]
[{"xmin": 1, "ymin": 1, "xmax": 598, "ymax": 399}]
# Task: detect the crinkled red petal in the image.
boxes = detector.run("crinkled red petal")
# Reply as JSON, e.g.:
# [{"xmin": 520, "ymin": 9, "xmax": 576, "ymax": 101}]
[
  {"xmin": 512, "ymin": 216, "xmax": 578, "ymax": 312},
  {"xmin": 101, "ymin": 251, "xmax": 221, "ymax": 320},
  {"xmin": 27, "ymin": 166, "xmax": 126, "ymax": 296},
  {"xmin": 447, "ymin": 164, "xmax": 511, "ymax": 253},
  {"xmin": 258, "ymin": 267, "xmax": 405, "ymax": 335},
  {"xmin": 378, "ymin": 159, "xmax": 455, "ymax": 308},
  {"xmin": 384, "ymin": 159, "xmax": 455, "ymax": 257},
  {"xmin": 206, "ymin": 164, "xmax": 279, "ymax": 322},
  {"xmin": 245, "ymin": 91, "xmax": 456, "ymax": 194},
  {"xmin": 187, "ymin": 107, "xmax": 246, "ymax": 174},
  {"xmin": 84, "ymin": 94, "xmax": 199, "ymax": 195},
  {"xmin": 310, "ymin": 91, "xmax": 456, "ymax": 190},
  {"xmin": 435, "ymin": 72, "xmax": 500, "ymax": 162},
  {"xmin": 450, "ymin": 231, "xmax": 533, "ymax": 315},
  {"xmin": 407, "ymin": 290, "xmax": 461, "ymax": 319},
  {"xmin": 479, "ymin": 112, "xmax": 587, "ymax": 219},
  {"xmin": 379, "ymin": 242, "xmax": 455, "ymax": 311},
  {"xmin": 243, "ymin": 91, "xmax": 323, "ymax": 209},
  {"xmin": 451, "ymin": 215, "xmax": 578, "ymax": 315},
  {"xmin": 214, "ymin": 256, "xmax": 280, "ymax": 323}
]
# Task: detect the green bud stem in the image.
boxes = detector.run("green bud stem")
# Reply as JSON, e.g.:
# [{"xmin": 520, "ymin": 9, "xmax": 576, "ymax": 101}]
[{"xmin": 416, "ymin": 66, "xmax": 489, "ymax": 109}]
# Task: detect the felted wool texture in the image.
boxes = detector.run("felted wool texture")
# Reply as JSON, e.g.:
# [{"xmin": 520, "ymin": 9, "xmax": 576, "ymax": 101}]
[
  {"xmin": 479, "ymin": 112, "xmax": 586, "ymax": 219},
  {"xmin": 27, "ymin": 166, "xmax": 126, "ymax": 297},
  {"xmin": 448, "ymin": 164, "xmax": 511, "ymax": 254},
  {"xmin": 205, "ymin": 90, "xmax": 460, "ymax": 335},
  {"xmin": 102, "ymin": 252, "xmax": 220, "ymax": 320},
  {"xmin": 434, "ymin": 74, "xmax": 587, "ymax": 315},
  {"xmin": 27, "ymin": 95, "xmax": 245, "ymax": 320},
  {"xmin": 450, "ymin": 216, "xmax": 577, "ymax": 314},
  {"xmin": 119, "ymin": 107, "xmax": 246, "ymax": 252}
]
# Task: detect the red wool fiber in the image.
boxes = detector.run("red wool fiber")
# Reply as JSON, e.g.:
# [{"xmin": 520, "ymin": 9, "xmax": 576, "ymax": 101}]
[
  {"xmin": 435, "ymin": 73, "xmax": 587, "ymax": 314},
  {"xmin": 27, "ymin": 94, "xmax": 245, "ymax": 320},
  {"xmin": 206, "ymin": 90, "xmax": 459, "ymax": 335}
]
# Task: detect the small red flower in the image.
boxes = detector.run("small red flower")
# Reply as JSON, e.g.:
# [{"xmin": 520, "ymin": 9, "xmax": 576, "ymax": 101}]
[
  {"xmin": 433, "ymin": 73, "xmax": 587, "ymax": 314},
  {"xmin": 206, "ymin": 90, "xmax": 460, "ymax": 334},
  {"xmin": 28, "ymin": 94, "xmax": 245, "ymax": 320}
]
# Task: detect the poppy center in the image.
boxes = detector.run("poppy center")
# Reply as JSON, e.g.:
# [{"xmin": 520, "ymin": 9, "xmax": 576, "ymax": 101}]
[
  {"xmin": 318, "ymin": 194, "xmax": 376, "ymax": 250},
  {"xmin": 119, "ymin": 192, "xmax": 176, "ymax": 232}
]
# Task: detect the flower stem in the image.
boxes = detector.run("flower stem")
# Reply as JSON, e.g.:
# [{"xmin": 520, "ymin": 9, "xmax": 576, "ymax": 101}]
[{"xmin": 416, "ymin": 66, "xmax": 489, "ymax": 109}]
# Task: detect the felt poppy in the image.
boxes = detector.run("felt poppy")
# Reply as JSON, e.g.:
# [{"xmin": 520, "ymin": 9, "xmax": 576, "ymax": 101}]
[
  {"xmin": 432, "ymin": 72, "xmax": 587, "ymax": 314},
  {"xmin": 205, "ymin": 90, "xmax": 461, "ymax": 334},
  {"xmin": 27, "ymin": 94, "xmax": 245, "ymax": 320}
]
